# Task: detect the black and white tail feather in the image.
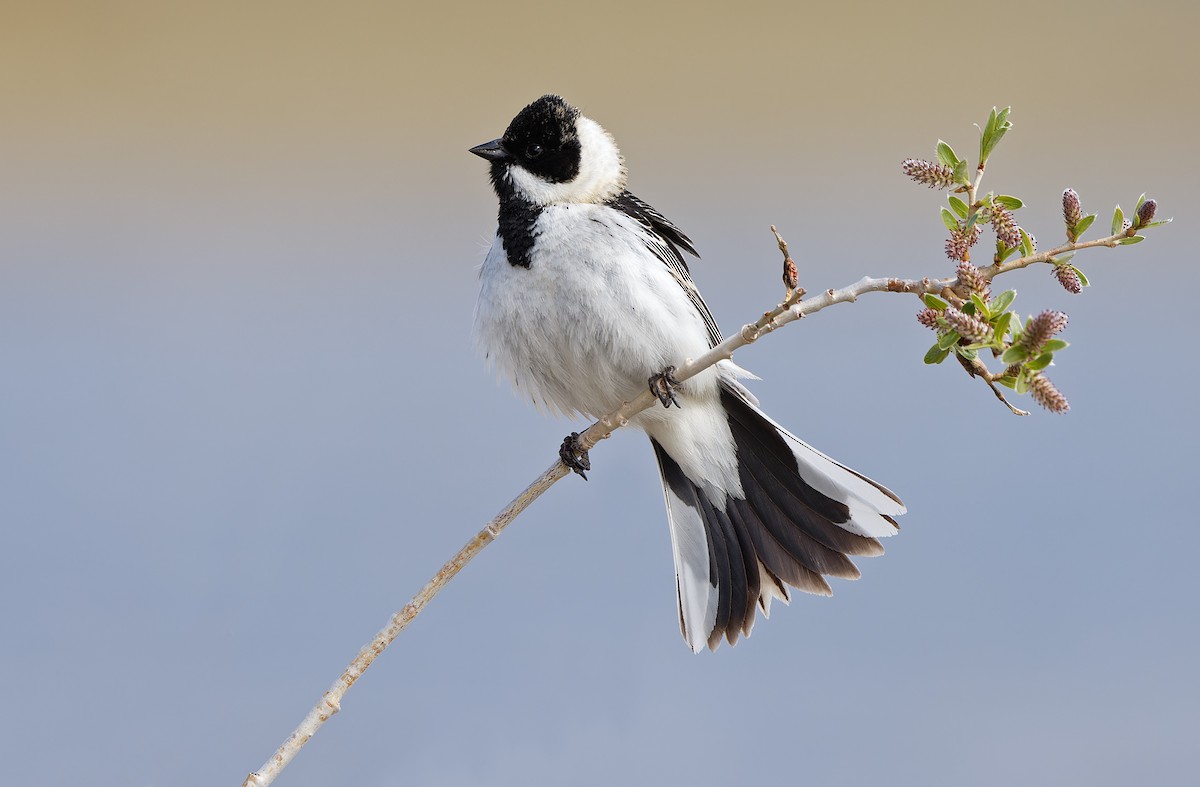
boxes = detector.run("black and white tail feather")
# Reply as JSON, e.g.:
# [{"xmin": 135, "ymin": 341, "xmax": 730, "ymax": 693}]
[
  {"xmin": 471, "ymin": 95, "xmax": 905, "ymax": 653},
  {"xmin": 654, "ymin": 382, "xmax": 903, "ymax": 651}
]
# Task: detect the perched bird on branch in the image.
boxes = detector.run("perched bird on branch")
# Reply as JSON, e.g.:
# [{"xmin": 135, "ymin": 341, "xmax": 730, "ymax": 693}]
[{"xmin": 471, "ymin": 95, "xmax": 905, "ymax": 651}]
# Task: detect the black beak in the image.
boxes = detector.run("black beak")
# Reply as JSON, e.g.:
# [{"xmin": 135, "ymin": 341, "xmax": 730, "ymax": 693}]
[{"xmin": 469, "ymin": 138, "xmax": 510, "ymax": 161}]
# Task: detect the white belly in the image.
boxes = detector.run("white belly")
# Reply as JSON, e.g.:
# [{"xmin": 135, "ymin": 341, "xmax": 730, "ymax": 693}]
[{"xmin": 474, "ymin": 203, "xmax": 717, "ymax": 420}]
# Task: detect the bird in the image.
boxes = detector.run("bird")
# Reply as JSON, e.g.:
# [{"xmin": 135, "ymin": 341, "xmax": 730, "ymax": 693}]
[{"xmin": 470, "ymin": 95, "xmax": 905, "ymax": 652}]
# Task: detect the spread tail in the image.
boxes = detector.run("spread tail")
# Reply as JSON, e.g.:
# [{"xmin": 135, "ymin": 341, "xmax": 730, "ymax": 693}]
[{"xmin": 652, "ymin": 383, "xmax": 905, "ymax": 652}]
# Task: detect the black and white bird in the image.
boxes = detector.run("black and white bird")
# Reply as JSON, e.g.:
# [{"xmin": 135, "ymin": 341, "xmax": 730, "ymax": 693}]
[{"xmin": 471, "ymin": 95, "xmax": 905, "ymax": 652}]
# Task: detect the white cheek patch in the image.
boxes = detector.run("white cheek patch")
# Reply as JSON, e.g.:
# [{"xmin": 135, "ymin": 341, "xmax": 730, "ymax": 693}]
[{"xmin": 506, "ymin": 116, "xmax": 627, "ymax": 206}]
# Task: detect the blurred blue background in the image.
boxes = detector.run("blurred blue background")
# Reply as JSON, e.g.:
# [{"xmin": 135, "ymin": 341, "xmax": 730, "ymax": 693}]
[{"xmin": 3, "ymin": 2, "xmax": 1197, "ymax": 785}]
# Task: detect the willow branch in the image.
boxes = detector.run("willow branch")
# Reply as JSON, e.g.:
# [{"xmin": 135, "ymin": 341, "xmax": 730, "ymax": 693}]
[
  {"xmin": 980, "ymin": 233, "xmax": 1126, "ymax": 280},
  {"xmin": 243, "ymin": 228, "xmax": 1130, "ymax": 786},
  {"xmin": 955, "ymin": 352, "xmax": 1029, "ymax": 416}
]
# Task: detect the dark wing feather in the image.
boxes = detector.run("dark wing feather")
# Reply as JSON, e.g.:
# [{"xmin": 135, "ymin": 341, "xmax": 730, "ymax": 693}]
[
  {"xmin": 611, "ymin": 190, "xmax": 700, "ymax": 259},
  {"xmin": 610, "ymin": 190, "xmax": 722, "ymax": 349}
]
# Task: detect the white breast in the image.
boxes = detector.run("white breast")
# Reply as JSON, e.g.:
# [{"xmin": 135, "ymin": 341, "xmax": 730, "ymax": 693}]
[
  {"xmin": 475, "ymin": 203, "xmax": 749, "ymax": 503},
  {"xmin": 474, "ymin": 203, "xmax": 717, "ymax": 420}
]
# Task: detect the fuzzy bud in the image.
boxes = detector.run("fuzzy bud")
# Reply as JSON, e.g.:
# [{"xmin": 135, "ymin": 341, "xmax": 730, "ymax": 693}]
[
  {"xmin": 916, "ymin": 308, "xmax": 940, "ymax": 330},
  {"xmin": 956, "ymin": 261, "xmax": 989, "ymax": 296},
  {"xmin": 1136, "ymin": 199, "xmax": 1157, "ymax": 227},
  {"xmin": 902, "ymin": 159, "xmax": 957, "ymax": 190},
  {"xmin": 943, "ymin": 308, "xmax": 993, "ymax": 343},
  {"xmin": 945, "ymin": 232, "xmax": 969, "ymax": 262},
  {"xmin": 1054, "ymin": 264, "xmax": 1083, "ymax": 294},
  {"xmin": 1029, "ymin": 373, "xmax": 1070, "ymax": 413},
  {"xmin": 990, "ymin": 203, "xmax": 1022, "ymax": 248},
  {"xmin": 1062, "ymin": 189, "xmax": 1083, "ymax": 229},
  {"xmin": 1022, "ymin": 310, "xmax": 1068, "ymax": 354},
  {"xmin": 945, "ymin": 225, "xmax": 982, "ymax": 262}
]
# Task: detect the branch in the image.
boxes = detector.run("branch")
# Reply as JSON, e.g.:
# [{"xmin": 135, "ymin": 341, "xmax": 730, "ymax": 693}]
[
  {"xmin": 980, "ymin": 233, "xmax": 1128, "ymax": 281},
  {"xmin": 248, "ymin": 105, "xmax": 1171, "ymax": 782},
  {"xmin": 954, "ymin": 352, "xmax": 1029, "ymax": 416},
  {"xmin": 242, "ymin": 224, "xmax": 1133, "ymax": 785}
]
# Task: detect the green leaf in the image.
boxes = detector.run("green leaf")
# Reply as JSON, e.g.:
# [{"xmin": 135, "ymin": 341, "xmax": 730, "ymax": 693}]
[
  {"xmin": 982, "ymin": 107, "xmax": 998, "ymax": 139},
  {"xmin": 989, "ymin": 289, "xmax": 1016, "ymax": 314},
  {"xmin": 965, "ymin": 211, "xmax": 981, "ymax": 232},
  {"xmin": 1073, "ymin": 213, "xmax": 1096, "ymax": 239},
  {"xmin": 996, "ymin": 375, "xmax": 1018, "ymax": 390},
  {"xmin": 991, "ymin": 311, "xmax": 1015, "ymax": 340},
  {"xmin": 923, "ymin": 293, "xmax": 949, "ymax": 311},
  {"xmin": 978, "ymin": 128, "xmax": 992, "ymax": 165},
  {"xmin": 970, "ymin": 292, "xmax": 990, "ymax": 318},
  {"xmin": 1070, "ymin": 265, "xmax": 1089, "ymax": 287},
  {"xmin": 1119, "ymin": 235, "xmax": 1145, "ymax": 245},
  {"xmin": 1019, "ymin": 227, "xmax": 1034, "ymax": 257},
  {"xmin": 986, "ymin": 130, "xmax": 1010, "ymax": 156},
  {"xmin": 953, "ymin": 159, "xmax": 970, "ymax": 185},
  {"xmin": 948, "ymin": 195, "xmax": 969, "ymax": 219},
  {"xmin": 1026, "ymin": 352, "xmax": 1054, "ymax": 371},
  {"xmin": 995, "ymin": 195, "xmax": 1024, "ymax": 210},
  {"xmin": 980, "ymin": 107, "xmax": 1012, "ymax": 162},
  {"xmin": 924, "ymin": 343, "xmax": 951, "ymax": 364},
  {"xmin": 1111, "ymin": 205, "xmax": 1124, "ymax": 235},
  {"xmin": 954, "ymin": 345, "xmax": 978, "ymax": 361},
  {"xmin": 941, "ymin": 208, "xmax": 960, "ymax": 231},
  {"xmin": 938, "ymin": 330, "xmax": 961, "ymax": 350},
  {"xmin": 1042, "ymin": 339, "xmax": 1069, "ymax": 352},
  {"xmin": 1143, "ymin": 218, "xmax": 1173, "ymax": 229},
  {"xmin": 1001, "ymin": 345, "xmax": 1030, "ymax": 364},
  {"xmin": 1014, "ymin": 371, "xmax": 1029, "ymax": 395},
  {"xmin": 1053, "ymin": 251, "xmax": 1076, "ymax": 265},
  {"xmin": 1131, "ymin": 194, "xmax": 1148, "ymax": 229},
  {"xmin": 937, "ymin": 139, "xmax": 960, "ymax": 167}
]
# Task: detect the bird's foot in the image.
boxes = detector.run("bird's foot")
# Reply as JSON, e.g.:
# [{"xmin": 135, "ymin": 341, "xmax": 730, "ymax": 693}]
[
  {"xmin": 649, "ymin": 366, "xmax": 682, "ymax": 409},
  {"xmin": 559, "ymin": 432, "xmax": 591, "ymax": 480}
]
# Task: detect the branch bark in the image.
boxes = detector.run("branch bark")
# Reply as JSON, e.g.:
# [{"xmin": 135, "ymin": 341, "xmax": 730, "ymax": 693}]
[{"xmin": 243, "ymin": 229, "xmax": 1129, "ymax": 786}]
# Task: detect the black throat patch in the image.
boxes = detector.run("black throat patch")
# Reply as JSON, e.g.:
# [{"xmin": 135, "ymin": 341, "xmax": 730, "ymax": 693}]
[{"xmin": 491, "ymin": 167, "xmax": 541, "ymax": 269}]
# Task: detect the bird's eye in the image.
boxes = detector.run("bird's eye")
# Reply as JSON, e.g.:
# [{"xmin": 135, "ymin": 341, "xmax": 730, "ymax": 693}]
[{"xmin": 526, "ymin": 144, "xmax": 544, "ymax": 159}]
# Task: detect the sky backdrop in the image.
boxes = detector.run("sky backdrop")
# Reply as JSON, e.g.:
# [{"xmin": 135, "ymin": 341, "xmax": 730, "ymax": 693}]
[{"xmin": 3, "ymin": 2, "xmax": 1198, "ymax": 785}]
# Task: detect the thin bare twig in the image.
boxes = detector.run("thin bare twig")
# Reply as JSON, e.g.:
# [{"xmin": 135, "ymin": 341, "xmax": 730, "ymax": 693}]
[
  {"xmin": 955, "ymin": 352, "xmax": 1029, "ymax": 416},
  {"xmin": 243, "ymin": 226, "xmax": 1130, "ymax": 786}
]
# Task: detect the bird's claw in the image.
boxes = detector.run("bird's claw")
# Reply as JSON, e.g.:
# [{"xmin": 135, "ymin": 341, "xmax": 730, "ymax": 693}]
[
  {"xmin": 559, "ymin": 432, "xmax": 591, "ymax": 480},
  {"xmin": 649, "ymin": 366, "xmax": 682, "ymax": 409}
]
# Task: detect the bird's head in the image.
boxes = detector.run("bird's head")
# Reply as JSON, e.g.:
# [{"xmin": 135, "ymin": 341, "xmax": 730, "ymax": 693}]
[{"xmin": 470, "ymin": 95, "xmax": 626, "ymax": 206}]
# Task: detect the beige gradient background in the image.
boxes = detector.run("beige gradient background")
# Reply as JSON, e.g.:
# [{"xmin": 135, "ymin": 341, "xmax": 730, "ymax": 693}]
[{"xmin": 3, "ymin": 2, "xmax": 1197, "ymax": 785}]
